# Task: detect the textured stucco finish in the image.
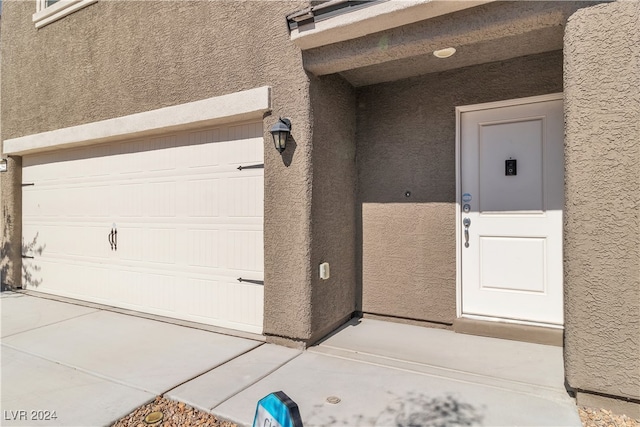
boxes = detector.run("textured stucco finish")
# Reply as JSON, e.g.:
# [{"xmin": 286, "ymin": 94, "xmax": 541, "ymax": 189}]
[
  {"xmin": 563, "ymin": 1, "xmax": 640, "ymax": 404},
  {"xmin": 0, "ymin": 0, "xmax": 334, "ymax": 342},
  {"xmin": 308, "ymin": 74, "xmax": 358, "ymax": 343},
  {"xmin": 1, "ymin": 1, "xmax": 308, "ymax": 139},
  {"xmin": 357, "ymin": 51, "xmax": 564, "ymax": 324},
  {"xmin": 0, "ymin": 156, "xmax": 21, "ymax": 290},
  {"xmin": 0, "ymin": 12, "xmax": 20, "ymax": 290}
]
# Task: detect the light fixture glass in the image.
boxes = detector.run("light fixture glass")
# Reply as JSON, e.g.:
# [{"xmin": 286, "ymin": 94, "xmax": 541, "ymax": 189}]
[
  {"xmin": 270, "ymin": 118, "xmax": 292, "ymax": 153},
  {"xmin": 433, "ymin": 47, "xmax": 456, "ymax": 59}
]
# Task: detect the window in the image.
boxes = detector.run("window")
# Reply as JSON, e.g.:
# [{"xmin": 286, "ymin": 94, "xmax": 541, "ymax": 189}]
[{"xmin": 33, "ymin": 0, "xmax": 97, "ymax": 28}]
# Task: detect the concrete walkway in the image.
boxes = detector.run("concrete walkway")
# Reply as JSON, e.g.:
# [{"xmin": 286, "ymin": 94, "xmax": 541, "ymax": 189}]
[{"xmin": 1, "ymin": 291, "xmax": 581, "ymax": 426}]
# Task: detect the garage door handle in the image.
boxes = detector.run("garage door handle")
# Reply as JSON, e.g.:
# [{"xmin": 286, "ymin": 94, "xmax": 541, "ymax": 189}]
[{"xmin": 108, "ymin": 228, "xmax": 118, "ymax": 251}]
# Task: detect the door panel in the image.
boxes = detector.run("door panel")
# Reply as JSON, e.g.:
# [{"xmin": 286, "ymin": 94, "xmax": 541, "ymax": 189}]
[
  {"xmin": 460, "ymin": 98, "xmax": 563, "ymax": 325},
  {"xmin": 479, "ymin": 119, "xmax": 544, "ymax": 213}
]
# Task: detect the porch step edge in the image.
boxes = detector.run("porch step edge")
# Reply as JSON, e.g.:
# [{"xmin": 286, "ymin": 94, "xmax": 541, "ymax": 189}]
[{"xmin": 308, "ymin": 345, "xmax": 574, "ymax": 404}]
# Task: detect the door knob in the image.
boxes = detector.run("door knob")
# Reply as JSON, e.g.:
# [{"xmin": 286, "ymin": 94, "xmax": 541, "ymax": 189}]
[{"xmin": 463, "ymin": 218, "xmax": 471, "ymax": 248}]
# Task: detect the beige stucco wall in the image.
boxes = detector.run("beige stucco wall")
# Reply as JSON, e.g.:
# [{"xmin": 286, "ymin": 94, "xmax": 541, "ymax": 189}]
[
  {"xmin": 563, "ymin": 0, "xmax": 640, "ymax": 407},
  {"xmin": 0, "ymin": 12, "xmax": 18, "ymax": 291},
  {"xmin": 0, "ymin": 0, "xmax": 353, "ymax": 344},
  {"xmin": 0, "ymin": 156, "xmax": 21, "ymax": 291},
  {"xmin": 308, "ymin": 74, "xmax": 357, "ymax": 343},
  {"xmin": 357, "ymin": 51, "xmax": 564, "ymax": 324}
]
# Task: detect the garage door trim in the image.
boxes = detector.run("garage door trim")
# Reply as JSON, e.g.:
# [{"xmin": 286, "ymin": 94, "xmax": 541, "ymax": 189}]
[{"xmin": 4, "ymin": 86, "xmax": 271, "ymax": 156}]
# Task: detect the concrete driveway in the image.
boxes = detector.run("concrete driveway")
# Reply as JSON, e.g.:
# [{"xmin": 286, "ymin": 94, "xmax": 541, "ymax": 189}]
[
  {"xmin": 1, "ymin": 291, "xmax": 262, "ymax": 426},
  {"xmin": 1, "ymin": 291, "xmax": 581, "ymax": 426}
]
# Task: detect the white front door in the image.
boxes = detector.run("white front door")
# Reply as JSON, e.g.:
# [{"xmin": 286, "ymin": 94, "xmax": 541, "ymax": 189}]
[{"xmin": 459, "ymin": 95, "xmax": 564, "ymax": 325}]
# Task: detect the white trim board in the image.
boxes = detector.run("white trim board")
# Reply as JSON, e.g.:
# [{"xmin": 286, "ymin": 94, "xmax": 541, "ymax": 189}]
[
  {"xmin": 454, "ymin": 93, "xmax": 563, "ymax": 321},
  {"xmin": 4, "ymin": 86, "xmax": 271, "ymax": 156},
  {"xmin": 33, "ymin": 0, "xmax": 98, "ymax": 29},
  {"xmin": 291, "ymin": 0, "xmax": 493, "ymax": 50}
]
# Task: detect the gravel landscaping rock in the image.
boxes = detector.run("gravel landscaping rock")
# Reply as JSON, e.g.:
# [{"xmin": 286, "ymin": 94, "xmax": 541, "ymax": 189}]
[
  {"xmin": 580, "ymin": 406, "xmax": 639, "ymax": 427},
  {"xmin": 113, "ymin": 397, "xmax": 640, "ymax": 427},
  {"xmin": 111, "ymin": 397, "xmax": 237, "ymax": 427}
]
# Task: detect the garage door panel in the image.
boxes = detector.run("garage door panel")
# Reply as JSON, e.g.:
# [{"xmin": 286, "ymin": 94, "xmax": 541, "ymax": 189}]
[
  {"xmin": 227, "ymin": 230, "xmax": 263, "ymax": 272},
  {"xmin": 147, "ymin": 135, "xmax": 178, "ymax": 172},
  {"xmin": 180, "ymin": 278, "xmax": 222, "ymax": 318},
  {"xmin": 28, "ymin": 260, "xmax": 110, "ymax": 299},
  {"xmin": 187, "ymin": 229, "xmax": 220, "ymax": 268},
  {"xmin": 145, "ymin": 182, "xmax": 177, "ymax": 218},
  {"xmin": 65, "ymin": 145, "xmax": 112, "ymax": 177},
  {"xmin": 223, "ymin": 140, "xmax": 264, "ymax": 166},
  {"xmin": 83, "ymin": 146, "xmax": 113, "ymax": 178},
  {"xmin": 229, "ymin": 122, "xmax": 263, "ymax": 143},
  {"xmin": 141, "ymin": 273, "xmax": 177, "ymax": 311},
  {"xmin": 144, "ymin": 228, "xmax": 177, "ymax": 264},
  {"xmin": 186, "ymin": 179, "xmax": 221, "ymax": 217},
  {"xmin": 60, "ymin": 225, "xmax": 110, "ymax": 259},
  {"xmin": 23, "ymin": 224, "xmax": 106, "ymax": 261},
  {"xmin": 65, "ymin": 185, "xmax": 111, "ymax": 218},
  {"xmin": 80, "ymin": 185, "xmax": 111, "ymax": 217},
  {"xmin": 22, "ymin": 189, "xmax": 40, "ymax": 218},
  {"xmin": 23, "ymin": 187, "xmax": 63, "ymax": 218},
  {"xmin": 189, "ymin": 130, "xmax": 224, "ymax": 168},
  {"xmin": 117, "ymin": 184, "xmax": 144, "ymax": 217},
  {"xmin": 23, "ymin": 122, "xmax": 264, "ymax": 333},
  {"xmin": 178, "ymin": 278, "xmax": 261, "ymax": 324},
  {"xmin": 117, "ymin": 227, "xmax": 144, "ymax": 261},
  {"xmin": 227, "ymin": 175, "xmax": 264, "ymax": 217},
  {"xmin": 108, "ymin": 269, "xmax": 145, "ymax": 307}
]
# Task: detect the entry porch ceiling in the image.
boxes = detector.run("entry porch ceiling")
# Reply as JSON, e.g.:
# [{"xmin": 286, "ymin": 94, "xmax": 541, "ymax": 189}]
[{"xmin": 301, "ymin": 1, "xmax": 597, "ymax": 87}]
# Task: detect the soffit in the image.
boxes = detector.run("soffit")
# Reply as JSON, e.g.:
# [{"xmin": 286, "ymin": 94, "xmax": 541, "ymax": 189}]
[{"xmin": 301, "ymin": 1, "xmax": 598, "ymax": 87}]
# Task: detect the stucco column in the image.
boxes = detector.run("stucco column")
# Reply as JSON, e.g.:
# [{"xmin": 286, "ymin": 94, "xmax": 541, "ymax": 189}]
[
  {"xmin": 1, "ymin": 155, "xmax": 23, "ymax": 290},
  {"xmin": 307, "ymin": 74, "xmax": 358, "ymax": 344},
  {"xmin": 563, "ymin": 1, "xmax": 639, "ymax": 417}
]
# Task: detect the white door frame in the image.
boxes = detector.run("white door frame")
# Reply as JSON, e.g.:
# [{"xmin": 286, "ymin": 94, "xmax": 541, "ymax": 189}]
[{"xmin": 455, "ymin": 93, "xmax": 563, "ymax": 326}]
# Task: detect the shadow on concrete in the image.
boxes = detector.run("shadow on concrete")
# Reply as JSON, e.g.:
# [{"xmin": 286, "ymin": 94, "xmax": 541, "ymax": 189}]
[
  {"xmin": 306, "ymin": 391, "xmax": 484, "ymax": 427},
  {"xmin": 378, "ymin": 392, "xmax": 485, "ymax": 427}
]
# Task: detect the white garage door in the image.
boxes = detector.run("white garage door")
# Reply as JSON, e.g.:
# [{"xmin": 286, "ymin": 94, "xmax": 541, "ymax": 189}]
[{"xmin": 22, "ymin": 122, "xmax": 264, "ymax": 334}]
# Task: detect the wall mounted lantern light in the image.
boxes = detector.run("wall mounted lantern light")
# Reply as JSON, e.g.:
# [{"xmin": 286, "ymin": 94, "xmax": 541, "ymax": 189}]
[
  {"xmin": 270, "ymin": 117, "xmax": 292, "ymax": 153},
  {"xmin": 0, "ymin": 158, "xmax": 7, "ymax": 173}
]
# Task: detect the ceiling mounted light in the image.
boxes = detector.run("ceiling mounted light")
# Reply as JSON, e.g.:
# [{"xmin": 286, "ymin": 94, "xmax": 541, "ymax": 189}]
[{"xmin": 433, "ymin": 47, "xmax": 456, "ymax": 59}]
